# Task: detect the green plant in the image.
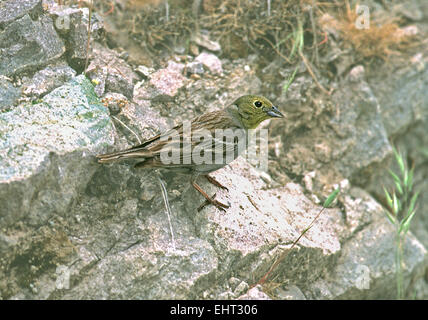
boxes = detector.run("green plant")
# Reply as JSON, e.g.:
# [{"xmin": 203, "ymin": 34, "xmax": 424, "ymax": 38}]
[
  {"xmin": 282, "ymin": 18, "xmax": 303, "ymax": 94},
  {"xmin": 383, "ymin": 147, "xmax": 419, "ymax": 299}
]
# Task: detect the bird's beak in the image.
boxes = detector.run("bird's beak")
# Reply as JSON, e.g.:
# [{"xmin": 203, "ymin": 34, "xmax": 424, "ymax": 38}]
[{"xmin": 266, "ymin": 106, "xmax": 284, "ymax": 118}]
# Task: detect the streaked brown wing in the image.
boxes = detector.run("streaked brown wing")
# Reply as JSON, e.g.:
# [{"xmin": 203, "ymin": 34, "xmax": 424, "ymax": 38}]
[{"xmin": 148, "ymin": 111, "xmax": 245, "ymax": 167}]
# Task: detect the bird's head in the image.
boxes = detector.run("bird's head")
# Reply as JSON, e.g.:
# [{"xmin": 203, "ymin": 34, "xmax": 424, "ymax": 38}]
[{"xmin": 229, "ymin": 95, "xmax": 284, "ymax": 129}]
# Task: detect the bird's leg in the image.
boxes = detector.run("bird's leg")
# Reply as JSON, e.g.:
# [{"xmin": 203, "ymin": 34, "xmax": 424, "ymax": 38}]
[
  {"xmin": 205, "ymin": 174, "xmax": 229, "ymax": 191},
  {"xmin": 191, "ymin": 178, "xmax": 230, "ymax": 211}
]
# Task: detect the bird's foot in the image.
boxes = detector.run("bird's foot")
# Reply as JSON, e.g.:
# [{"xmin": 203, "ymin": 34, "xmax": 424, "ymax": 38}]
[
  {"xmin": 197, "ymin": 193, "xmax": 230, "ymax": 212},
  {"xmin": 205, "ymin": 175, "xmax": 229, "ymax": 191}
]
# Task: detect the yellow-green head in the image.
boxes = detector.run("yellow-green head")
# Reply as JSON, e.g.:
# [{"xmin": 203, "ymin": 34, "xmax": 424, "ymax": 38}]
[{"xmin": 227, "ymin": 95, "xmax": 284, "ymax": 129}]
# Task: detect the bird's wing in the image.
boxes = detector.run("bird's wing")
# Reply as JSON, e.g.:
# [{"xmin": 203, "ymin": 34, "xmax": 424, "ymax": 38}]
[
  {"xmin": 97, "ymin": 110, "xmax": 243, "ymax": 165},
  {"xmin": 96, "ymin": 123, "xmax": 182, "ymax": 163}
]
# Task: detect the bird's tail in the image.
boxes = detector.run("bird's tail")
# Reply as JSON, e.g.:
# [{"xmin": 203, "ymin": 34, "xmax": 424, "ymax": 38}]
[{"xmin": 96, "ymin": 148, "xmax": 152, "ymax": 163}]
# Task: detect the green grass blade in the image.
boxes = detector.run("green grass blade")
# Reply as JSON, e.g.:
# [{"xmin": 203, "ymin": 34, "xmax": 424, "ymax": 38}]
[
  {"xmin": 384, "ymin": 209, "xmax": 396, "ymax": 225},
  {"xmin": 323, "ymin": 188, "xmax": 340, "ymax": 208},
  {"xmin": 389, "ymin": 169, "xmax": 401, "ymax": 185},
  {"xmin": 392, "ymin": 192, "xmax": 399, "ymax": 215},
  {"xmin": 393, "ymin": 147, "xmax": 405, "ymax": 177},
  {"xmin": 394, "ymin": 180, "xmax": 403, "ymax": 195},
  {"xmin": 283, "ymin": 65, "xmax": 299, "ymax": 94},
  {"xmin": 399, "ymin": 209, "xmax": 416, "ymax": 235},
  {"xmin": 405, "ymin": 192, "xmax": 419, "ymax": 221},
  {"xmin": 406, "ymin": 167, "xmax": 414, "ymax": 192},
  {"xmin": 384, "ymin": 187, "xmax": 393, "ymax": 210}
]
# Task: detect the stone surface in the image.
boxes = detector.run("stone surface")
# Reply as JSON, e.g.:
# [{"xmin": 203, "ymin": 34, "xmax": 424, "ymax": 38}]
[
  {"xmin": 0, "ymin": 14, "xmax": 65, "ymax": 77},
  {"xmin": 0, "ymin": 0, "xmax": 42, "ymax": 27},
  {"xmin": 145, "ymin": 67, "xmax": 187, "ymax": 100},
  {"xmin": 329, "ymin": 66, "xmax": 391, "ymax": 183},
  {"xmin": 307, "ymin": 190, "xmax": 427, "ymax": 299},
  {"xmin": 0, "ymin": 75, "xmax": 114, "ymax": 227},
  {"xmin": 46, "ymin": 5, "xmax": 104, "ymax": 70},
  {"xmin": 195, "ymin": 52, "xmax": 223, "ymax": 75},
  {"xmin": 192, "ymin": 32, "xmax": 221, "ymax": 52},
  {"xmin": 21, "ymin": 61, "xmax": 76, "ymax": 98},
  {"xmin": 237, "ymin": 285, "xmax": 271, "ymax": 300},
  {"xmin": 186, "ymin": 61, "xmax": 204, "ymax": 75},
  {"xmin": 274, "ymin": 285, "xmax": 306, "ymax": 300},
  {"xmin": 366, "ymin": 60, "xmax": 428, "ymax": 266},
  {"xmin": 86, "ymin": 42, "xmax": 138, "ymax": 100},
  {"xmin": 0, "ymin": 77, "xmax": 21, "ymax": 111}
]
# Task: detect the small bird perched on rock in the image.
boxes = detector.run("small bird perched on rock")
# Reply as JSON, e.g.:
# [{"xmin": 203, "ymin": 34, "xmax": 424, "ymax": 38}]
[{"xmin": 97, "ymin": 95, "xmax": 284, "ymax": 210}]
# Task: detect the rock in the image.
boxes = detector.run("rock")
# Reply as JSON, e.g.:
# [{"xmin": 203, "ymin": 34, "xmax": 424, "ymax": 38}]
[
  {"xmin": 86, "ymin": 42, "xmax": 139, "ymax": 100},
  {"xmin": 370, "ymin": 62, "xmax": 428, "ymax": 137},
  {"xmin": 274, "ymin": 285, "xmax": 306, "ymax": 300},
  {"xmin": 117, "ymin": 99, "xmax": 168, "ymax": 145},
  {"xmin": 237, "ymin": 285, "xmax": 271, "ymax": 300},
  {"xmin": 0, "ymin": 75, "xmax": 114, "ymax": 227},
  {"xmin": 0, "ymin": 76, "xmax": 21, "ymax": 111},
  {"xmin": 186, "ymin": 161, "xmax": 341, "ymax": 287},
  {"xmin": 195, "ymin": 52, "xmax": 223, "ymax": 75},
  {"xmin": 0, "ymin": 0, "xmax": 42, "ymax": 27},
  {"xmin": 366, "ymin": 62, "xmax": 428, "ymax": 262},
  {"xmin": 47, "ymin": 6, "xmax": 104, "ymax": 70},
  {"xmin": 233, "ymin": 281, "xmax": 249, "ymax": 296},
  {"xmin": 138, "ymin": 67, "xmax": 186, "ymax": 101},
  {"xmin": 276, "ymin": 64, "xmax": 391, "ymax": 188},
  {"xmin": 307, "ymin": 189, "xmax": 427, "ymax": 299},
  {"xmin": 0, "ymin": 14, "xmax": 65, "ymax": 76},
  {"xmin": 100, "ymin": 92, "xmax": 129, "ymax": 116},
  {"xmin": 192, "ymin": 32, "xmax": 221, "ymax": 52},
  {"xmin": 186, "ymin": 61, "xmax": 204, "ymax": 75},
  {"xmin": 21, "ymin": 61, "xmax": 76, "ymax": 98},
  {"xmin": 136, "ymin": 65, "xmax": 155, "ymax": 78},
  {"xmin": 167, "ymin": 61, "xmax": 185, "ymax": 74}
]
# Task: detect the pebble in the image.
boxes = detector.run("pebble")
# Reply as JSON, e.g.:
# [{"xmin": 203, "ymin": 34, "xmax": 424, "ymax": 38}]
[{"xmin": 195, "ymin": 52, "xmax": 223, "ymax": 75}]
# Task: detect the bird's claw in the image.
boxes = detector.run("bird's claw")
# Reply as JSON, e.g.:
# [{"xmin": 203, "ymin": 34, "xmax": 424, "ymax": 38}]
[
  {"xmin": 205, "ymin": 175, "xmax": 229, "ymax": 191},
  {"xmin": 198, "ymin": 193, "xmax": 230, "ymax": 212}
]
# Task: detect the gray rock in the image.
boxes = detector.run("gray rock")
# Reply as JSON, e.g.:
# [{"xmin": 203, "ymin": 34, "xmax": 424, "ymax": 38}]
[
  {"xmin": 275, "ymin": 285, "xmax": 306, "ymax": 300},
  {"xmin": 67, "ymin": 9, "xmax": 104, "ymax": 69},
  {"xmin": 307, "ymin": 189, "xmax": 427, "ymax": 299},
  {"xmin": 0, "ymin": 76, "xmax": 21, "ymax": 111},
  {"xmin": 370, "ymin": 61, "xmax": 428, "ymax": 137},
  {"xmin": 0, "ymin": 14, "xmax": 65, "ymax": 76},
  {"xmin": 195, "ymin": 52, "xmax": 223, "ymax": 75},
  {"xmin": 46, "ymin": 6, "xmax": 104, "ymax": 70},
  {"xmin": 21, "ymin": 61, "xmax": 76, "ymax": 98},
  {"xmin": 186, "ymin": 61, "xmax": 204, "ymax": 75},
  {"xmin": 0, "ymin": 75, "xmax": 114, "ymax": 227},
  {"xmin": 134, "ymin": 67, "xmax": 187, "ymax": 102},
  {"xmin": 366, "ymin": 62, "xmax": 428, "ymax": 267},
  {"xmin": 276, "ymin": 65, "xmax": 392, "ymax": 188},
  {"xmin": 0, "ymin": 0, "xmax": 42, "ymax": 27},
  {"xmin": 192, "ymin": 32, "xmax": 221, "ymax": 52},
  {"xmin": 237, "ymin": 285, "xmax": 271, "ymax": 300},
  {"xmin": 167, "ymin": 60, "xmax": 185, "ymax": 74},
  {"xmin": 233, "ymin": 281, "xmax": 249, "ymax": 296},
  {"xmin": 329, "ymin": 66, "xmax": 391, "ymax": 183},
  {"xmin": 86, "ymin": 43, "xmax": 138, "ymax": 100},
  {"xmin": 186, "ymin": 161, "xmax": 341, "ymax": 292},
  {"xmin": 101, "ymin": 92, "xmax": 129, "ymax": 116},
  {"xmin": 135, "ymin": 65, "xmax": 155, "ymax": 79},
  {"xmin": 149, "ymin": 67, "xmax": 186, "ymax": 98}
]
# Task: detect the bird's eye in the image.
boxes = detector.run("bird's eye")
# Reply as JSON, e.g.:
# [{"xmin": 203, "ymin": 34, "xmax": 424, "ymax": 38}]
[{"xmin": 254, "ymin": 101, "xmax": 262, "ymax": 108}]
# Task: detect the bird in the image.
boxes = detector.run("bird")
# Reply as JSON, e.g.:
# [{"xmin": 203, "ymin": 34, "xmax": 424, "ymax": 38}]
[{"xmin": 96, "ymin": 95, "xmax": 284, "ymax": 210}]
